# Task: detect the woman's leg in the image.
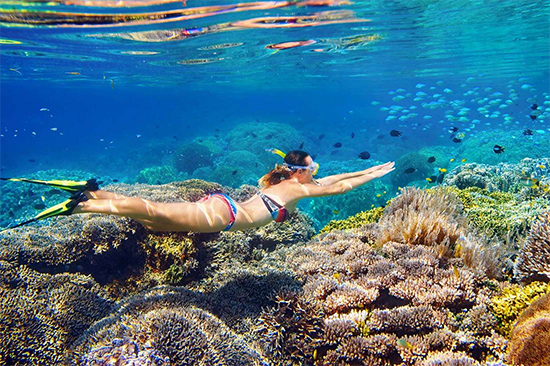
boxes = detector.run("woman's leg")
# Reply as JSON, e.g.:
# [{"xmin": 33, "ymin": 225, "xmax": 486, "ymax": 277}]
[
  {"xmin": 72, "ymin": 195, "xmax": 234, "ymax": 233},
  {"xmin": 84, "ymin": 189, "xmax": 128, "ymax": 200}
]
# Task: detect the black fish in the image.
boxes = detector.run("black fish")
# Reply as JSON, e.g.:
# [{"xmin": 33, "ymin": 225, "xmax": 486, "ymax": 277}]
[
  {"xmin": 198, "ymin": 139, "xmax": 204, "ymax": 142},
  {"xmin": 523, "ymin": 129, "xmax": 533, "ymax": 136},
  {"xmin": 215, "ymin": 128, "xmax": 220, "ymax": 132},
  {"xmin": 299, "ymin": 142, "xmax": 304, "ymax": 149},
  {"xmin": 452, "ymin": 137, "xmax": 462, "ymax": 143},
  {"xmin": 318, "ymin": 134, "xmax": 325, "ymax": 140},
  {"xmin": 232, "ymin": 170, "xmax": 238, "ymax": 175},
  {"xmin": 530, "ymin": 114, "xmax": 537, "ymax": 121},
  {"xmin": 333, "ymin": 142, "xmax": 342, "ymax": 148},
  {"xmin": 112, "ymin": 179, "xmax": 119, "ymax": 182},
  {"xmin": 404, "ymin": 167, "xmax": 416, "ymax": 174},
  {"xmin": 251, "ymin": 133, "xmax": 258, "ymax": 138},
  {"xmin": 376, "ymin": 134, "xmax": 385, "ymax": 139},
  {"xmin": 449, "ymin": 126, "xmax": 458, "ymax": 133},
  {"xmin": 531, "ymin": 103, "xmax": 538, "ymax": 110},
  {"xmin": 358, "ymin": 151, "xmax": 371, "ymax": 160},
  {"xmin": 351, "ymin": 132, "xmax": 355, "ymax": 139},
  {"xmin": 28, "ymin": 159, "xmax": 36, "ymax": 163},
  {"xmin": 34, "ymin": 203, "xmax": 46, "ymax": 210},
  {"xmin": 493, "ymin": 145, "xmax": 505, "ymax": 154},
  {"xmin": 436, "ymin": 173, "xmax": 445, "ymax": 184},
  {"xmin": 173, "ymin": 136, "xmax": 178, "ymax": 140},
  {"xmin": 427, "ymin": 156, "xmax": 436, "ymax": 163},
  {"xmin": 390, "ymin": 130, "xmax": 402, "ymax": 137},
  {"xmin": 8, "ymin": 210, "xmax": 15, "ymax": 217}
]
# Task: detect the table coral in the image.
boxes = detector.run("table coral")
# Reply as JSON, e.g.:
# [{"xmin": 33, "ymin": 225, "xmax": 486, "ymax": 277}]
[
  {"xmin": 72, "ymin": 286, "xmax": 265, "ymax": 366},
  {"xmin": 0, "ymin": 262, "xmax": 113, "ymax": 366}
]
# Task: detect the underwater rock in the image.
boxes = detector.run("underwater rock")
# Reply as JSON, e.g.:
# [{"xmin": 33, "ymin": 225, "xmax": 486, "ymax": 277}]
[
  {"xmin": 391, "ymin": 151, "xmax": 433, "ymax": 188},
  {"xmin": 134, "ymin": 165, "xmax": 186, "ymax": 185},
  {"xmin": 508, "ymin": 293, "xmax": 550, "ymax": 366},
  {"xmin": 71, "ymin": 286, "xmax": 264, "ymax": 366},
  {"xmin": 514, "ymin": 211, "xmax": 550, "ymax": 283},
  {"xmin": 0, "ymin": 261, "xmax": 113, "ymax": 366}
]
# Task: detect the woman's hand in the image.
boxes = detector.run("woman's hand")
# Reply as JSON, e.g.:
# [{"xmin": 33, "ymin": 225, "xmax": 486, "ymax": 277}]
[{"xmin": 365, "ymin": 162, "xmax": 395, "ymax": 178}]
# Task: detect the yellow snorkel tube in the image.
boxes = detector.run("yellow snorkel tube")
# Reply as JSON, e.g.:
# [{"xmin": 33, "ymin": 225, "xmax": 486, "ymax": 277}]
[{"xmin": 266, "ymin": 148, "xmax": 319, "ymax": 176}]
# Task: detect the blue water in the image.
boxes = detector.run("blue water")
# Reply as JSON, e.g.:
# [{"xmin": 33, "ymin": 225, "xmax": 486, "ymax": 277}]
[{"xmin": 1, "ymin": 0, "xmax": 549, "ymax": 213}]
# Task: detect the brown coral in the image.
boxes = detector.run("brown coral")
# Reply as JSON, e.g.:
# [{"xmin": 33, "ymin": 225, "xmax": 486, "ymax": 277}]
[
  {"xmin": 508, "ymin": 293, "xmax": 550, "ymax": 366},
  {"xmin": 514, "ymin": 211, "xmax": 550, "ymax": 283},
  {"xmin": 378, "ymin": 187, "xmax": 466, "ymax": 256}
]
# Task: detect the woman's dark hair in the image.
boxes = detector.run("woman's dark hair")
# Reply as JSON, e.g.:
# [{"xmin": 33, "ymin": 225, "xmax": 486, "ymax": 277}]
[{"xmin": 259, "ymin": 150, "xmax": 310, "ymax": 188}]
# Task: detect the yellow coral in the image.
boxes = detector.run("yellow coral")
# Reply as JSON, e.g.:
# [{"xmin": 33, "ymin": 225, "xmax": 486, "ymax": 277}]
[
  {"xmin": 320, "ymin": 207, "xmax": 384, "ymax": 234},
  {"xmin": 490, "ymin": 281, "xmax": 550, "ymax": 337}
]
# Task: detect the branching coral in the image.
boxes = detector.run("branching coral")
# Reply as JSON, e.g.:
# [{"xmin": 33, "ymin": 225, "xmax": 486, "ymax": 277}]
[
  {"xmin": 514, "ymin": 211, "xmax": 550, "ymax": 283},
  {"xmin": 490, "ymin": 281, "xmax": 550, "ymax": 337},
  {"xmin": 507, "ymin": 293, "xmax": 550, "ymax": 366},
  {"xmin": 0, "ymin": 262, "xmax": 113, "ymax": 366},
  {"xmin": 319, "ymin": 206, "xmax": 384, "ymax": 234}
]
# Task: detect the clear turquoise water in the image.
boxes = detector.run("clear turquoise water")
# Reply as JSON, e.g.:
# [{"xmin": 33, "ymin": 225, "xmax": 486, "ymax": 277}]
[{"xmin": 0, "ymin": 0, "xmax": 549, "ymax": 222}]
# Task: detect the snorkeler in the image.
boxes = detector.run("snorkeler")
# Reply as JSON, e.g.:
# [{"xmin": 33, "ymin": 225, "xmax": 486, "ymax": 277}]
[{"xmin": 0, "ymin": 150, "xmax": 394, "ymax": 233}]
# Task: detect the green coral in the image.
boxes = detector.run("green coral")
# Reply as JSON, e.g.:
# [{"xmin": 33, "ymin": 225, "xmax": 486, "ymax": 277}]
[
  {"xmin": 320, "ymin": 206, "xmax": 384, "ymax": 234},
  {"xmin": 490, "ymin": 281, "xmax": 550, "ymax": 337},
  {"xmin": 444, "ymin": 186, "xmax": 550, "ymax": 240}
]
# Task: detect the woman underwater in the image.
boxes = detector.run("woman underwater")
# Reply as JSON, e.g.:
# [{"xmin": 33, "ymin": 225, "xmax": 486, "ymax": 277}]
[{"xmin": 0, "ymin": 150, "xmax": 395, "ymax": 233}]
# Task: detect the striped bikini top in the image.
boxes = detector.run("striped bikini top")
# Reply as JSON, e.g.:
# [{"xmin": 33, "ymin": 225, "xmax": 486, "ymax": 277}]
[{"xmin": 257, "ymin": 192, "xmax": 289, "ymax": 223}]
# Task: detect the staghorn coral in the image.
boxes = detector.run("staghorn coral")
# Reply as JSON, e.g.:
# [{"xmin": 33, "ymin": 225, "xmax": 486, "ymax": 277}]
[
  {"xmin": 490, "ymin": 281, "xmax": 550, "ymax": 337},
  {"xmin": 377, "ymin": 187, "xmax": 466, "ymax": 255},
  {"xmin": 0, "ymin": 261, "xmax": 113, "ymax": 366},
  {"xmin": 368, "ymin": 305, "xmax": 448, "ymax": 335},
  {"xmin": 72, "ymin": 286, "xmax": 264, "ymax": 366},
  {"xmin": 507, "ymin": 293, "xmax": 550, "ymax": 366},
  {"xmin": 514, "ymin": 211, "xmax": 550, "ymax": 283},
  {"xmin": 420, "ymin": 351, "xmax": 480, "ymax": 366},
  {"xmin": 319, "ymin": 206, "xmax": 384, "ymax": 234}
]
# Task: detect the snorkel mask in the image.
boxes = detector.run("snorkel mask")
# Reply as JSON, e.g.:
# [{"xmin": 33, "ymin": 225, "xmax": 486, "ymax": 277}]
[{"xmin": 267, "ymin": 148, "xmax": 319, "ymax": 176}]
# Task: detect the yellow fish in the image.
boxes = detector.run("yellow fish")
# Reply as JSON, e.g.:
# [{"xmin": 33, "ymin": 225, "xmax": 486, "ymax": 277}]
[
  {"xmin": 426, "ymin": 177, "xmax": 433, "ymax": 182},
  {"xmin": 439, "ymin": 168, "xmax": 447, "ymax": 173},
  {"xmin": 449, "ymin": 158, "xmax": 455, "ymax": 162},
  {"xmin": 461, "ymin": 159, "xmax": 467, "ymax": 163},
  {"xmin": 333, "ymin": 209, "xmax": 339, "ymax": 215},
  {"xmin": 66, "ymin": 72, "xmax": 81, "ymax": 75},
  {"xmin": 376, "ymin": 193, "xmax": 381, "ymax": 197},
  {"xmin": 538, "ymin": 164, "xmax": 546, "ymax": 169},
  {"xmin": 333, "ymin": 273, "xmax": 341, "ymax": 281},
  {"xmin": 397, "ymin": 339, "xmax": 413, "ymax": 349}
]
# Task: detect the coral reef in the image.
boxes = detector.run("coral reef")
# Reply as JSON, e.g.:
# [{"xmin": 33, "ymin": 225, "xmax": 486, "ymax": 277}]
[
  {"xmin": 173, "ymin": 141, "xmax": 216, "ymax": 174},
  {"xmin": 490, "ymin": 281, "xmax": 550, "ymax": 337},
  {"xmin": 319, "ymin": 206, "xmax": 384, "ymax": 234},
  {"xmin": 134, "ymin": 165, "xmax": 186, "ymax": 185},
  {"xmin": 508, "ymin": 293, "xmax": 550, "ymax": 366},
  {"xmin": 391, "ymin": 151, "xmax": 434, "ymax": 188},
  {"xmin": 0, "ymin": 261, "xmax": 113, "ymax": 366},
  {"xmin": 377, "ymin": 187, "xmax": 465, "ymax": 253},
  {"xmin": 514, "ymin": 211, "xmax": 550, "ymax": 283},
  {"xmin": 71, "ymin": 286, "xmax": 264, "ymax": 366},
  {"xmin": 258, "ymin": 230, "xmax": 509, "ymax": 365},
  {"xmin": 445, "ymin": 186, "xmax": 550, "ymax": 241}
]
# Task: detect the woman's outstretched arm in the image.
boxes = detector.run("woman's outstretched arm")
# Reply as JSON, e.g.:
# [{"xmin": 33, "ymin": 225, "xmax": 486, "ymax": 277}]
[
  {"xmin": 296, "ymin": 162, "xmax": 395, "ymax": 198},
  {"xmin": 315, "ymin": 162, "xmax": 394, "ymax": 186}
]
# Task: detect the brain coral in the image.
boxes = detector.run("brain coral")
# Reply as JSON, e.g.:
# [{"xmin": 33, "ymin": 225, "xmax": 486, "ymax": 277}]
[
  {"xmin": 514, "ymin": 211, "xmax": 550, "ymax": 283},
  {"xmin": 72, "ymin": 286, "xmax": 264, "ymax": 366},
  {"xmin": 0, "ymin": 261, "xmax": 113, "ymax": 366},
  {"xmin": 508, "ymin": 293, "xmax": 550, "ymax": 366}
]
